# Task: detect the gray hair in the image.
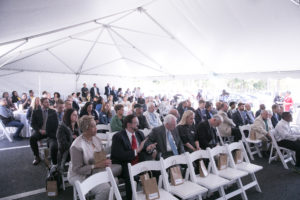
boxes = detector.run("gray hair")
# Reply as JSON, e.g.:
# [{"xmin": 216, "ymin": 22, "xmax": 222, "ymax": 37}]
[
  {"xmin": 147, "ymin": 102, "xmax": 155, "ymax": 110},
  {"xmin": 163, "ymin": 114, "xmax": 177, "ymax": 125},
  {"xmin": 212, "ymin": 114, "xmax": 223, "ymax": 123},
  {"xmin": 265, "ymin": 110, "xmax": 272, "ymax": 116},
  {"xmin": 78, "ymin": 115, "xmax": 95, "ymax": 133}
]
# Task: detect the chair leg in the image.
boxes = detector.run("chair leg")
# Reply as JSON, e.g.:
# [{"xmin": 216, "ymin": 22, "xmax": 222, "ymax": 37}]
[
  {"xmin": 218, "ymin": 186, "xmax": 226, "ymax": 200},
  {"xmin": 250, "ymin": 173, "xmax": 262, "ymax": 193},
  {"xmin": 278, "ymin": 150, "xmax": 289, "ymax": 169},
  {"xmin": 197, "ymin": 194, "xmax": 202, "ymax": 200},
  {"xmin": 268, "ymin": 145, "xmax": 274, "ymax": 164},
  {"xmin": 236, "ymin": 178, "xmax": 248, "ymax": 200},
  {"xmin": 255, "ymin": 144, "xmax": 262, "ymax": 158},
  {"xmin": 244, "ymin": 142, "xmax": 254, "ymax": 160},
  {"xmin": 73, "ymin": 186, "xmax": 77, "ymax": 200}
]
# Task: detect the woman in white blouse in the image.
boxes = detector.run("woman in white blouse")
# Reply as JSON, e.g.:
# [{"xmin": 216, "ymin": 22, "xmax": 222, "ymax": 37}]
[{"xmin": 68, "ymin": 115, "xmax": 121, "ymax": 200}]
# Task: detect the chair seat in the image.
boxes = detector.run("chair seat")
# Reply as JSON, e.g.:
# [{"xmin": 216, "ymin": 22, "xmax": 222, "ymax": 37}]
[
  {"xmin": 245, "ymin": 138, "xmax": 261, "ymax": 144},
  {"xmin": 195, "ymin": 173, "xmax": 230, "ymax": 190},
  {"xmin": 217, "ymin": 167, "xmax": 248, "ymax": 180},
  {"xmin": 236, "ymin": 162, "xmax": 263, "ymax": 173},
  {"xmin": 136, "ymin": 189, "xmax": 178, "ymax": 200},
  {"xmin": 170, "ymin": 181, "xmax": 208, "ymax": 199}
]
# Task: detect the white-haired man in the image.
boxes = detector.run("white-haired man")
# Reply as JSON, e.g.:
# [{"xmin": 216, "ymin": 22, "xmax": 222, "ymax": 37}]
[
  {"xmin": 143, "ymin": 102, "xmax": 162, "ymax": 129},
  {"xmin": 146, "ymin": 114, "xmax": 184, "ymax": 159},
  {"xmin": 196, "ymin": 114, "xmax": 223, "ymax": 149}
]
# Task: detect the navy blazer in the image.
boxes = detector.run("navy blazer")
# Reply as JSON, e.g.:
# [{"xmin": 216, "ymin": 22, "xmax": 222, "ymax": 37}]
[
  {"xmin": 271, "ymin": 113, "xmax": 281, "ymax": 128},
  {"xmin": 232, "ymin": 110, "xmax": 249, "ymax": 127}
]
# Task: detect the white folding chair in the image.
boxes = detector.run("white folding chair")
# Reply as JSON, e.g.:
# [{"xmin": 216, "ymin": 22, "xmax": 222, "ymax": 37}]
[
  {"xmin": 239, "ymin": 125, "xmax": 262, "ymax": 160},
  {"xmin": 128, "ymin": 161, "xmax": 178, "ymax": 200},
  {"xmin": 160, "ymin": 154, "xmax": 208, "ymax": 200},
  {"xmin": 268, "ymin": 129, "xmax": 296, "ymax": 169},
  {"xmin": 140, "ymin": 128, "xmax": 151, "ymax": 137},
  {"xmin": 216, "ymin": 127, "xmax": 234, "ymax": 145},
  {"xmin": 207, "ymin": 145, "xmax": 248, "ymax": 200},
  {"xmin": 74, "ymin": 167, "xmax": 122, "ymax": 200},
  {"xmin": 226, "ymin": 141, "xmax": 263, "ymax": 193},
  {"xmin": 185, "ymin": 150, "xmax": 230, "ymax": 200},
  {"xmin": 0, "ymin": 120, "xmax": 15, "ymax": 142},
  {"xmin": 96, "ymin": 124, "xmax": 110, "ymax": 133},
  {"xmin": 61, "ymin": 162, "xmax": 70, "ymax": 191}
]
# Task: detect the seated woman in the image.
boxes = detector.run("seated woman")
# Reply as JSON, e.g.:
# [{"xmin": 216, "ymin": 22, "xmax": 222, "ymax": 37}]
[
  {"xmin": 177, "ymin": 110, "xmax": 200, "ymax": 153},
  {"xmin": 20, "ymin": 93, "xmax": 31, "ymax": 110},
  {"xmin": 57, "ymin": 108, "xmax": 80, "ymax": 171},
  {"xmin": 26, "ymin": 97, "xmax": 41, "ymax": 123},
  {"xmin": 110, "ymin": 104, "xmax": 125, "ymax": 132},
  {"xmin": 80, "ymin": 102, "xmax": 99, "ymax": 124},
  {"xmin": 68, "ymin": 115, "xmax": 121, "ymax": 200},
  {"xmin": 11, "ymin": 91, "xmax": 20, "ymax": 104},
  {"xmin": 95, "ymin": 96, "xmax": 104, "ymax": 114},
  {"xmin": 99, "ymin": 102, "xmax": 112, "ymax": 125}
]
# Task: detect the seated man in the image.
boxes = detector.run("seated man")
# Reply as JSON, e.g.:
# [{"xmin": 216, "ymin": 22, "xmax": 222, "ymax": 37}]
[
  {"xmin": 251, "ymin": 110, "xmax": 273, "ymax": 157},
  {"xmin": 30, "ymin": 98, "xmax": 58, "ymax": 165},
  {"xmin": 143, "ymin": 102, "xmax": 162, "ymax": 129},
  {"xmin": 227, "ymin": 101, "xmax": 236, "ymax": 119},
  {"xmin": 245, "ymin": 103, "xmax": 255, "ymax": 124},
  {"xmin": 146, "ymin": 114, "xmax": 184, "ymax": 159},
  {"xmin": 194, "ymin": 99, "xmax": 205, "ymax": 125},
  {"xmin": 232, "ymin": 103, "xmax": 249, "ymax": 127},
  {"xmin": 271, "ymin": 104, "xmax": 281, "ymax": 128},
  {"xmin": 0, "ymin": 98, "xmax": 24, "ymax": 140},
  {"xmin": 274, "ymin": 112, "xmax": 300, "ymax": 172},
  {"xmin": 133, "ymin": 104, "xmax": 149, "ymax": 130},
  {"xmin": 255, "ymin": 104, "xmax": 266, "ymax": 118},
  {"xmin": 218, "ymin": 102, "xmax": 241, "ymax": 142},
  {"xmin": 111, "ymin": 114, "xmax": 156, "ymax": 200},
  {"xmin": 196, "ymin": 114, "xmax": 223, "ymax": 149}
]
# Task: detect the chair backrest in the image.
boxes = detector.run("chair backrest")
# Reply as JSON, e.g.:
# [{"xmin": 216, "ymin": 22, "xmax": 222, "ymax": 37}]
[
  {"xmin": 128, "ymin": 161, "xmax": 162, "ymax": 200},
  {"xmin": 160, "ymin": 154, "xmax": 188, "ymax": 191},
  {"xmin": 269, "ymin": 129, "xmax": 281, "ymax": 150},
  {"xmin": 207, "ymin": 145, "xmax": 230, "ymax": 175},
  {"xmin": 216, "ymin": 127, "xmax": 225, "ymax": 145},
  {"xmin": 96, "ymin": 124, "xmax": 110, "ymax": 132},
  {"xmin": 239, "ymin": 124, "xmax": 251, "ymax": 140},
  {"xmin": 226, "ymin": 141, "xmax": 250, "ymax": 165},
  {"xmin": 75, "ymin": 167, "xmax": 121, "ymax": 200},
  {"xmin": 140, "ymin": 128, "xmax": 151, "ymax": 137},
  {"xmin": 185, "ymin": 150, "xmax": 210, "ymax": 183}
]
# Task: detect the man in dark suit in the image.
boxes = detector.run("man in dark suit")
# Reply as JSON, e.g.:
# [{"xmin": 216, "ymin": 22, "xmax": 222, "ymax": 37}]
[
  {"xmin": 271, "ymin": 104, "xmax": 281, "ymax": 128},
  {"xmin": 232, "ymin": 103, "xmax": 249, "ymax": 127},
  {"xmin": 90, "ymin": 83, "xmax": 100, "ymax": 99},
  {"xmin": 203, "ymin": 101, "xmax": 213, "ymax": 121},
  {"xmin": 245, "ymin": 103, "xmax": 255, "ymax": 124},
  {"xmin": 195, "ymin": 99, "xmax": 205, "ymax": 125},
  {"xmin": 196, "ymin": 114, "xmax": 223, "ymax": 149},
  {"xmin": 30, "ymin": 98, "xmax": 59, "ymax": 165},
  {"xmin": 110, "ymin": 86, "xmax": 118, "ymax": 103},
  {"xmin": 111, "ymin": 114, "xmax": 156, "ymax": 200},
  {"xmin": 81, "ymin": 83, "xmax": 89, "ymax": 101},
  {"xmin": 255, "ymin": 104, "xmax": 266, "ymax": 118},
  {"xmin": 104, "ymin": 83, "xmax": 111, "ymax": 98},
  {"xmin": 177, "ymin": 100, "xmax": 187, "ymax": 120},
  {"xmin": 146, "ymin": 114, "xmax": 184, "ymax": 159}
]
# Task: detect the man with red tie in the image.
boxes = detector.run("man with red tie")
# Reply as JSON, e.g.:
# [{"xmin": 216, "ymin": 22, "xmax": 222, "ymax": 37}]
[{"xmin": 111, "ymin": 114, "xmax": 156, "ymax": 200}]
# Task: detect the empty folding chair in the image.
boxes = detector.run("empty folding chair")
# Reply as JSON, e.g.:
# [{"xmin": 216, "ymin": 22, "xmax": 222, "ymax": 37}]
[
  {"xmin": 160, "ymin": 154, "xmax": 208, "ymax": 200},
  {"xmin": 239, "ymin": 125, "xmax": 262, "ymax": 160},
  {"xmin": 207, "ymin": 145, "xmax": 248, "ymax": 200},
  {"xmin": 128, "ymin": 160, "xmax": 178, "ymax": 200},
  {"xmin": 0, "ymin": 120, "xmax": 15, "ymax": 142},
  {"xmin": 185, "ymin": 150, "xmax": 230, "ymax": 200},
  {"xmin": 74, "ymin": 167, "xmax": 122, "ymax": 200},
  {"xmin": 269, "ymin": 129, "xmax": 295, "ymax": 169},
  {"xmin": 226, "ymin": 141, "xmax": 263, "ymax": 193}
]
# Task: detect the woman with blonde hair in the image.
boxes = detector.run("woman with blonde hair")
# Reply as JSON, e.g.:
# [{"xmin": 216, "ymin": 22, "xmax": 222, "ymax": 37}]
[
  {"xmin": 68, "ymin": 115, "xmax": 121, "ymax": 200},
  {"xmin": 177, "ymin": 110, "xmax": 200, "ymax": 152},
  {"xmin": 26, "ymin": 97, "xmax": 41, "ymax": 123}
]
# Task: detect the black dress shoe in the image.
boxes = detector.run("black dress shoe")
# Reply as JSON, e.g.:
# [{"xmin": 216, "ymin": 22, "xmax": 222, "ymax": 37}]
[{"xmin": 32, "ymin": 157, "xmax": 41, "ymax": 165}]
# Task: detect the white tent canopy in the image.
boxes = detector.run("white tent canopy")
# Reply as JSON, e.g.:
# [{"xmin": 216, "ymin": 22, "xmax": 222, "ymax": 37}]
[{"xmin": 1, "ymin": 0, "xmax": 300, "ymax": 94}]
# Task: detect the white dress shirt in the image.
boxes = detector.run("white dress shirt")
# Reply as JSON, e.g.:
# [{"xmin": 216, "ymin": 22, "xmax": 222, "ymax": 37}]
[
  {"xmin": 274, "ymin": 119, "xmax": 300, "ymax": 142},
  {"xmin": 126, "ymin": 129, "xmax": 139, "ymax": 156}
]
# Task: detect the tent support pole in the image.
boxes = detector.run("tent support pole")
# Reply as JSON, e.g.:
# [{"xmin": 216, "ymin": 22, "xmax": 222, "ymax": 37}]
[
  {"xmin": 82, "ymin": 58, "xmax": 123, "ymax": 73},
  {"xmin": 0, "ymin": 39, "xmax": 28, "ymax": 59},
  {"xmin": 76, "ymin": 27, "xmax": 105, "ymax": 77},
  {"xmin": 47, "ymin": 49, "xmax": 76, "ymax": 73},
  {"xmin": 108, "ymin": 27, "xmax": 164, "ymax": 70},
  {"xmin": 141, "ymin": 8, "xmax": 205, "ymax": 66}
]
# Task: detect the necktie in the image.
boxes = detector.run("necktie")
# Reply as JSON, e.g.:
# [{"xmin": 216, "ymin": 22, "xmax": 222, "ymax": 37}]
[
  {"xmin": 264, "ymin": 120, "xmax": 269, "ymax": 131},
  {"xmin": 131, "ymin": 134, "xmax": 139, "ymax": 165},
  {"xmin": 167, "ymin": 131, "xmax": 178, "ymax": 155}
]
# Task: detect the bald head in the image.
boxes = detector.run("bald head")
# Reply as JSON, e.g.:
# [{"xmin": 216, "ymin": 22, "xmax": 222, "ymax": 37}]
[{"xmin": 168, "ymin": 109, "xmax": 179, "ymax": 119}]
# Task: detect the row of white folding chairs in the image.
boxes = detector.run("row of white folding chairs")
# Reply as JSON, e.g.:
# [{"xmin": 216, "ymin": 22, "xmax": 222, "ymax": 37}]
[
  {"xmin": 217, "ymin": 125, "xmax": 263, "ymax": 161},
  {"xmin": 96, "ymin": 124, "xmax": 112, "ymax": 133},
  {"xmin": 128, "ymin": 140, "xmax": 263, "ymax": 200}
]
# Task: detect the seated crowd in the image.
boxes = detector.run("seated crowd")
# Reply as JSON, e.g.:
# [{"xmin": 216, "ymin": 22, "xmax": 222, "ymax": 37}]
[{"xmin": 0, "ymin": 84, "xmax": 300, "ymax": 200}]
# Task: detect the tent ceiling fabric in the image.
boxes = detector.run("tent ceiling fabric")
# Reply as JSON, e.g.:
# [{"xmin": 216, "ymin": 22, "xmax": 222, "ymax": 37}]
[{"xmin": 1, "ymin": 0, "xmax": 300, "ymax": 79}]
